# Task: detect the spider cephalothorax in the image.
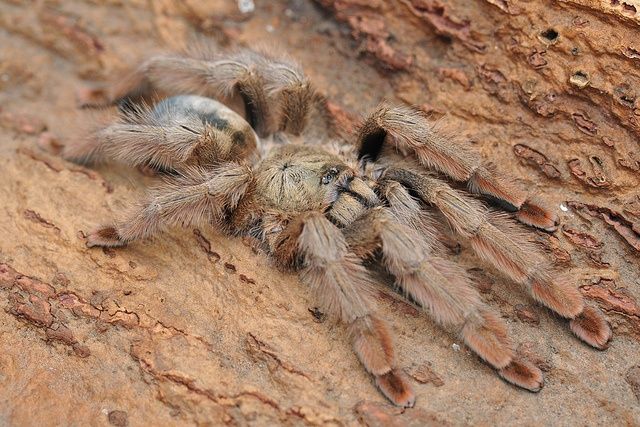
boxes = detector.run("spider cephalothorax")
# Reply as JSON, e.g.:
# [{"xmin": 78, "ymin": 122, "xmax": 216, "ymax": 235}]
[{"xmin": 59, "ymin": 47, "xmax": 612, "ymax": 407}]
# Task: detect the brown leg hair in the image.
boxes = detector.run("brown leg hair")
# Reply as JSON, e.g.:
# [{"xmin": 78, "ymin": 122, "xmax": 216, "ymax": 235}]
[
  {"xmin": 271, "ymin": 211, "xmax": 416, "ymax": 407},
  {"xmin": 382, "ymin": 168, "xmax": 611, "ymax": 350},
  {"xmin": 80, "ymin": 49, "xmax": 315, "ymax": 138},
  {"xmin": 357, "ymin": 104, "xmax": 558, "ymax": 231},
  {"xmin": 344, "ymin": 207, "xmax": 544, "ymax": 392},
  {"xmin": 85, "ymin": 163, "xmax": 252, "ymax": 247},
  {"xmin": 377, "ymin": 179, "xmax": 448, "ymax": 253}
]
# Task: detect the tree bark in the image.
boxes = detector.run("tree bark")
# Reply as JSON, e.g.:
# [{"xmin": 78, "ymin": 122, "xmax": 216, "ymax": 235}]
[{"xmin": 0, "ymin": 0, "xmax": 638, "ymax": 425}]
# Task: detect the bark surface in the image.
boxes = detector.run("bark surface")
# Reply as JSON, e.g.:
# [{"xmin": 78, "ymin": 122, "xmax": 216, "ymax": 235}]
[{"xmin": 1, "ymin": 0, "xmax": 639, "ymax": 425}]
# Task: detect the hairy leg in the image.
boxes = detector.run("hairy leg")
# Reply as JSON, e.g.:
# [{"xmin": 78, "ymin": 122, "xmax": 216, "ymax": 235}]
[
  {"xmin": 345, "ymin": 207, "xmax": 543, "ymax": 391},
  {"xmin": 382, "ymin": 169, "xmax": 611, "ymax": 349},
  {"xmin": 86, "ymin": 163, "xmax": 252, "ymax": 247},
  {"xmin": 377, "ymin": 180, "xmax": 449, "ymax": 252},
  {"xmin": 271, "ymin": 212, "xmax": 415, "ymax": 407},
  {"xmin": 357, "ymin": 104, "xmax": 557, "ymax": 231},
  {"xmin": 82, "ymin": 49, "xmax": 315, "ymax": 137}
]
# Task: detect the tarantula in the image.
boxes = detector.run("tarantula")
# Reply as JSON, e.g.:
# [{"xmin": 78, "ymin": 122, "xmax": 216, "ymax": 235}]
[{"xmin": 59, "ymin": 47, "xmax": 612, "ymax": 407}]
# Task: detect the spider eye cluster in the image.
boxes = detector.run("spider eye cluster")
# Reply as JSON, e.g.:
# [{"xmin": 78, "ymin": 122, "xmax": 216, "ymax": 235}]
[{"xmin": 321, "ymin": 167, "xmax": 339, "ymax": 185}]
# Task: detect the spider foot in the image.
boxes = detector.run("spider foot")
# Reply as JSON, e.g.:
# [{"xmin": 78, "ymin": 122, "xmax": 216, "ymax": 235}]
[
  {"xmin": 516, "ymin": 198, "xmax": 558, "ymax": 232},
  {"xmin": 36, "ymin": 132, "xmax": 64, "ymax": 156},
  {"xmin": 375, "ymin": 369, "xmax": 416, "ymax": 408},
  {"xmin": 462, "ymin": 308, "xmax": 514, "ymax": 369},
  {"xmin": 570, "ymin": 306, "xmax": 612, "ymax": 350},
  {"xmin": 498, "ymin": 358, "xmax": 544, "ymax": 392},
  {"xmin": 76, "ymin": 84, "xmax": 111, "ymax": 108},
  {"xmin": 86, "ymin": 225, "xmax": 127, "ymax": 248}
]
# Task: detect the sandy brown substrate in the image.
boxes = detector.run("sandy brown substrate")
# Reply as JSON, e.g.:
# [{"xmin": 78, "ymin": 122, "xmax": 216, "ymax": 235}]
[{"xmin": 1, "ymin": 1, "xmax": 639, "ymax": 425}]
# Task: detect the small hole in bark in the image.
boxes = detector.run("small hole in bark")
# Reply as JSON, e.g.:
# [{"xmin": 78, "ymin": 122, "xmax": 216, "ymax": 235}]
[
  {"xmin": 540, "ymin": 29, "xmax": 558, "ymax": 43},
  {"xmin": 569, "ymin": 71, "xmax": 589, "ymax": 88},
  {"xmin": 622, "ymin": 3, "xmax": 636, "ymax": 13},
  {"xmin": 615, "ymin": 86, "xmax": 635, "ymax": 108},
  {"xmin": 436, "ymin": 34, "xmax": 453, "ymax": 45}
]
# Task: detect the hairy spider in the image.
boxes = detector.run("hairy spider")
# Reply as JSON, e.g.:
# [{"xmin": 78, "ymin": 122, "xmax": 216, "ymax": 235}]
[{"xmin": 59, "ymin": 47, "xmax": 612, "ymax": 407}]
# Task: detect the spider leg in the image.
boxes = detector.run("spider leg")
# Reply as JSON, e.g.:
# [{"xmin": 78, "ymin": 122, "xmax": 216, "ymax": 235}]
[
  {"xmin": 83, "ymin": 50, "xmax": 314, "ymax": 138},
  {"xmin": 345, "ymin": 207, "xmax": 544, "ymax": 392},
  {"xmin": 376, "ymin": 179, "xmax": 448, "ymax": 252},
  {"xmin": 85, "ymin": 163, "xmax": 252, "ymax": 247},
  {"xmin": 382, "ymin": 168, "xmax": 611, "ymax": 350},
  {"xmin": 64, "ymin": 96, "xmax": 258, "ymax": 171},
  {"xmin": 357, "ymin": 104, "xmax": 558, "ymax": 231},
  {"xmin": 271, "ymin": 212, "xmax": 415, "ymax": 407}
]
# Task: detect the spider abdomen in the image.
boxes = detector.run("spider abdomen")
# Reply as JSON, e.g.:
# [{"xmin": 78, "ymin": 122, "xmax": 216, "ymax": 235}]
[
  {"xmin": 150, "ymin": 95, "xmax": 259, "ymax": 167},
  {"xmin": 151, "ymin": 95, "xmax": 243, "ymax": 130}
]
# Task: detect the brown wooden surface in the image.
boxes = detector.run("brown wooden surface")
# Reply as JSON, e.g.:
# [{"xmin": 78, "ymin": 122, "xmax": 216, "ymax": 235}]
[{"xmin": 1, "ymin": 1, "xmax": 639, "ymax": 425}]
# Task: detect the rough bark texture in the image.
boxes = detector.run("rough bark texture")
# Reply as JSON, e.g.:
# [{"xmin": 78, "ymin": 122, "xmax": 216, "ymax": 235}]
[{"xmin": 1, "ymin": 0, "xmax": 639, "ymax": 425}]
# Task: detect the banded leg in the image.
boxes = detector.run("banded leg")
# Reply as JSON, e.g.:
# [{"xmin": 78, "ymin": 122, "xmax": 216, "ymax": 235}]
[
  {"xmin": 383, "ymin": 168, "xmax": 612, "ymax": 350},
  {"xmin": 82, "ymin": 49, "xmax": 315, "ymax": 137},
  {"xmin": 345, "ymin": 207, "xmax": 544, "ymax": 391},
  {"xmin": 357, "ymin": 104, "xmax": 558, "ymax": 231},
  {"xmin": 271, "ymin": 212, "xmax": 415, "ymax": 407},
  {"xmin": 85, "ymin": 163, "xmax": 252, "ymax": 247}
]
